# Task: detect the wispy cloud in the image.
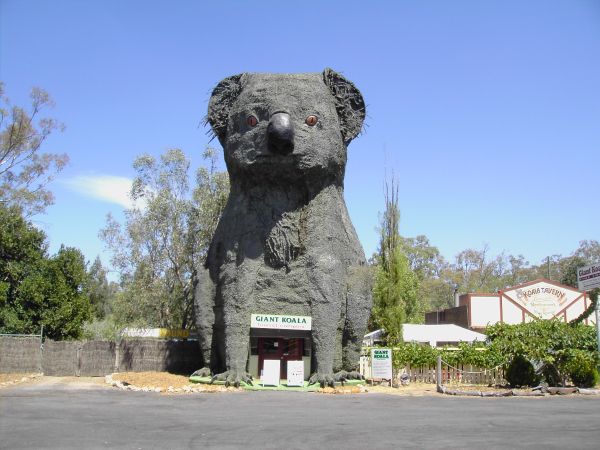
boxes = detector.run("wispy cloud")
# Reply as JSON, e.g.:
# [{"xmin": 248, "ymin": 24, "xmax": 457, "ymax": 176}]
[{"xmin": 64, "ymin": 175, "xmax": 140, "ymax": 209}]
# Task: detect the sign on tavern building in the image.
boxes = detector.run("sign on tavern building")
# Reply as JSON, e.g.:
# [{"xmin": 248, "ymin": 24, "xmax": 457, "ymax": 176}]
[{"xmin": 425, "ymin": 279, "xmax": 595, "ymax": 331}]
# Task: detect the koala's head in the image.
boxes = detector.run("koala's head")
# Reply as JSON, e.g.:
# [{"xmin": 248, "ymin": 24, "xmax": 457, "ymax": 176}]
[{"xmin": 207, "ymin": 69, "xmax": 365, "ymax": 186}]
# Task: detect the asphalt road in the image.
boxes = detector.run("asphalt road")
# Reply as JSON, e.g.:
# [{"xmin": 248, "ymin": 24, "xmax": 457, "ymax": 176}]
[{"xmin": 1, "ymin": 382, "xmax": 600, "ymax": 449}]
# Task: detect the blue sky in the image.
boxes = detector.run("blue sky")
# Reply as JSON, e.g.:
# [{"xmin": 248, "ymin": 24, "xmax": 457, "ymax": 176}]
[{"xmin": 1, "ymin": 0, "xmax": 599, "ymax": 274}]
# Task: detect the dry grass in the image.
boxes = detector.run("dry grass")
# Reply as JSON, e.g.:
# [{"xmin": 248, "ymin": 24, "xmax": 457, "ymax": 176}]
[
  {"xmin": 3, "ymin": 372, "xmax": 532, "ymax": 397},
  {"xmin": 0, "ymin": 373, "xmax": 34, "ymax": 383},
  {"xmin": 320, "ymin": 385, "xmax": 365, "ymax": 394},
  {"xmin": 109, "ymin": 373, "xmax": 445, "ymax": 395},
  {"xmin": 110, "ymin": 371, "xmax": 232, "ymax": 393},
  {"xmin": 0, "ymin": 373, "xmax": 43, "ymax": 389},
  {"xmin": 111, "ymin": 372, "xmax": 193, "ymax": 389},
  {"xmin": 365, "ymin": 383, "xmax": 439, "ymax": 396}
]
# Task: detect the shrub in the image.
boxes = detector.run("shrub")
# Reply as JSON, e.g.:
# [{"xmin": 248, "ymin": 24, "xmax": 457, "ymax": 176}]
[
  {"xmin": 388, "ymin": 342, "xmax": 504, "ymax": 370},
  {"xmin": 505, "ymin": 355, "xmax": 540, "ymax": 387},
  {"xmin": 486, "ymin": 320, "xmax": 597, "ymax": 385},
  {"xmin": 565, "ymin": 350, "xmax": 600, "ymax": 388}
]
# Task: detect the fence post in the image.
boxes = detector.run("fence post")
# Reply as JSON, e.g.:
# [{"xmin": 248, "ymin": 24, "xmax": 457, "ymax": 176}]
[
  {"xmin": 436, "ymin": 355, "xmax": 442, "ymax": 393},
  {"xmin": 114, "ymin": 338, "xmax": 120, "ymax": 373},
  {"xmin": 38, "ymin": 325, "xmax": 44, "ymax": 374},
  {"xmin": 75, "ymin": 345, "xmax": 80, "ymax": 377}
]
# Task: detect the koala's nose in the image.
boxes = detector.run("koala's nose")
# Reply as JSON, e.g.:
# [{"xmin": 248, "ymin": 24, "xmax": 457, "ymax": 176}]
[{"xmin": 267, "ymin": 112, "xmax": 294, "ymax": 155}]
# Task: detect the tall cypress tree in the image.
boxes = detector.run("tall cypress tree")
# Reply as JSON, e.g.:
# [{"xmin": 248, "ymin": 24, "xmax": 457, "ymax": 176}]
[{"xmin": 371, "ymin": 178, "xmax": 420, "ymax": 345}]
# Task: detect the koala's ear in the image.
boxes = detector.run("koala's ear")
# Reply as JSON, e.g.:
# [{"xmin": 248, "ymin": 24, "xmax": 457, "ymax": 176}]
[
  {"xmin": 206, "ymin": 73, "xmax": 248, "ymax": 145},
  {"xmin": 322, "ymin": 68, "xmax": 366, "ymax": 144}
]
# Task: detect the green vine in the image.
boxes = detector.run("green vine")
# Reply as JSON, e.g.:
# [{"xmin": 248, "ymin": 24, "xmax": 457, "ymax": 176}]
[
  {"xmin": 365, "ymin": 319, "xmax": 597, "ymax": 380},
  {"xmin": 570, "ymin": 289, "xmax": 599, "ymax": 326}
]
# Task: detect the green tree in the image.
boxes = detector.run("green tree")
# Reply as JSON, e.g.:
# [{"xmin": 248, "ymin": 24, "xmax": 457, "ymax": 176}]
[
  {"xmin": 40, "ymin": 246, "xmax": 93, "ymax": 339},
  {"xmin": 559, "ymin": 255, "xmax": 588, "ymax": 288},
  {"xmin": 390, "ymin": 236, "xmax": 598, "ymax": 313},
  {"xmin": 86, "ymin": 256, "xmax": 117, "ymax": 320},
  {"xmin": 370, "ymin": 179, "xmax": 421, "ymax": 344},
  {"xmin": 0, "ymin": 83, "xmax": 68, "ymax": 216},
  {"xmin": 100, "ymin": 148, "xmax": 229, "ymax": 330},
  {"xmin": 0, "ymin": 205, "xmax": 91, "ymax": 339}
]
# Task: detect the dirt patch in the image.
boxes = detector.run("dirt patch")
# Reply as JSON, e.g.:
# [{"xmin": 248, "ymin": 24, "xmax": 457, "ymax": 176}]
[
  {"xmin": 112, "ymin": 372, "xmax": 193, "ymax": 389},
  {"xmin": 45, "ymin": 376, "xmax": 107, "ymax": 387},
  {"xmin": 0, "ymin": 373, "xmax": 35, "ymax": 383},
  {"xmin": 362, "ymin": 382, "xmax": 439, "ymax": 396},
  {"xmin": 320, "ymin": 385, "xmax": 365, "ymax": 394},
  {"xmin": 0, "ymin": 373, "xmax": 42, "ymax": 388},
  {"xmin": 108, "ymin": 372, "xmax": 234, "ymax": 394},
  {"xmin": 107, "ymin": 373, "xmax": 445, "ymax": 395}
]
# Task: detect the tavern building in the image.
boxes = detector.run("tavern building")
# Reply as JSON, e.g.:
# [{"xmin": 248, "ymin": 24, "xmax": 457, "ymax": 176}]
[{"xmin": 425, "ymin": 278, "xmax": 595, "ymax": 332}]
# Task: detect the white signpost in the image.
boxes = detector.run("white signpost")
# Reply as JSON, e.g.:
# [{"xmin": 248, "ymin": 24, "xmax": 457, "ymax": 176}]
[
  {"xmin": 287, "ymin": 360, "xmax": 304, "ymax": 387},
  {"xmin": 578, "ymin": 264, "xmax": 600, "ymax": 355},
  {"xmin": 261, "ymin": 360, "xmax": 280, "ymax": 386},
  {"xmin": 371, "ymin": 348, "xmax": 393, "ymax": 383},
  {"xmin": 577, "ymin": 264, "xmax": 600, "ymax": 292}
]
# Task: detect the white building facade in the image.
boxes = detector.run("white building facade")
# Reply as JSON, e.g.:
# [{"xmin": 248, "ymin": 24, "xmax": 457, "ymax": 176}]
[{"xmin": 426, "ymin": 278, "xmax": 595, "ymax": 331}]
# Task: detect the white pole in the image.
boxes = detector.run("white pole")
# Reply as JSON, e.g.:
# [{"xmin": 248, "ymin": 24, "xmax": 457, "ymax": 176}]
[{"xmin": 594, "ymin": 290, "xmax": 600, "ymax": 356}]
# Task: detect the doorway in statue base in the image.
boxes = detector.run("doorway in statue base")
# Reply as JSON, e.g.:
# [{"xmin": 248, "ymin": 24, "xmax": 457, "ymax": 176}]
[
  {"xmin": 257, "ymin": 337, "xmax": 304, "ymax": 379},
  {"xmin": 248, "ymin": 313, "xmax": 312, "ymax": 381}
]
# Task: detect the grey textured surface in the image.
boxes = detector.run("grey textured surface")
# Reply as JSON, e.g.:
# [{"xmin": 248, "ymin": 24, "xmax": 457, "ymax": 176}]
[
  {"xmin": 0, "ymin": 336, "xmax": 42, "ymax": 373},
  {"xmin": 194, "ymin": 69, "xmax": 373, "ymax": 386},
  {"xmin": 0, "ymin": 338, "xmax": 200, "ymax": 376}
]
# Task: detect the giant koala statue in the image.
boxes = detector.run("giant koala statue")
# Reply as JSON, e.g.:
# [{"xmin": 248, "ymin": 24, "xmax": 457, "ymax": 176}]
[{"xmin": 194, "ymin": 69, "xmax": 372, "ymax": 387}]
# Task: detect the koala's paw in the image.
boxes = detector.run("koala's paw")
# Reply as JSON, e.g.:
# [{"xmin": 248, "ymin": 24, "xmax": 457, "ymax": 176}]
[
  {"xmin": 190, "ymin": 367, "xmax": 212, "ymax": 378},
  {"xmin": 332, "ymin": 370, "xmax": 364, "ymax": 385},
  {"xmin": 309, "ymin": 372, "xmax": 335, "ymax": 388},
  {"xmin": 211, "ymin": 370, "xmax": 253, "ymax": 388},
  {"xmin": 339, "ymin": 370, "xmax": 364, "ymax": 381}
]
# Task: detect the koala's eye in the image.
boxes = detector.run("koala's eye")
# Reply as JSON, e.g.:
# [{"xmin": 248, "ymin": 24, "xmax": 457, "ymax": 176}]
[
  {"xmin": 305, "ymin": 115, "xmax": 318, "ymax": 126},
  {"xmin": 247, "ymin": 115, "xmax": 258, "ymax": 127}
]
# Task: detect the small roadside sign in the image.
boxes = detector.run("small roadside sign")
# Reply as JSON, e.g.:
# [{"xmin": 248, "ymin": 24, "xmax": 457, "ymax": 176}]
[
  {"xmin": 578, "ymin": 264, "xmax": 600, "ymax": 292},
  {"xmin": 371, "ymin": 348, "xmax": 393, "ymax": 380},
  {"xmin": 287, "ymin": 360, "xmax": 304, "ymax": 386},
  {"xmin": 261, "ymin": 360, "xmax": 280, "ymax": 386}
]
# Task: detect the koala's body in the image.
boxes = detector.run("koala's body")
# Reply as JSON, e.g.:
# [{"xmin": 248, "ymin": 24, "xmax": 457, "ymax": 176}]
[{"xmin": 194, "ymin": 69, "xmax": 372, "ymax": 387}]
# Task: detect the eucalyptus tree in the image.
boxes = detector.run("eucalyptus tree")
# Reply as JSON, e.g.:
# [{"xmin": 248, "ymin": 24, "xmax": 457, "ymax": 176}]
[
  {"xmin": 0, "ymin": 83, "xmax": 68, "ymax": 216},
  {"xmin": 101, "ymin": 148, "xmax": 229, "ymax": 330}
]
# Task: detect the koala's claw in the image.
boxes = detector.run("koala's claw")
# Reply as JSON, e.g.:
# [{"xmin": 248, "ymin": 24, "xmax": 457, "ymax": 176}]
[
  {"xmin": 309, "ymin": 372, "xmax": 335, "ymax": 388},
  {"xmin": 211, "ymin": 370, "xmax": 253, "ymax": 388},
  {"xmin": 336, "ymin": 370, "xmax": 364, "ymax": 381},
  {"xmin": 191, "ymin": 367, "xmax": 212, "ymax": 378},
  {"xmin": 333, "ymin": 370, "xmax": 362, "ymax": 384}
]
